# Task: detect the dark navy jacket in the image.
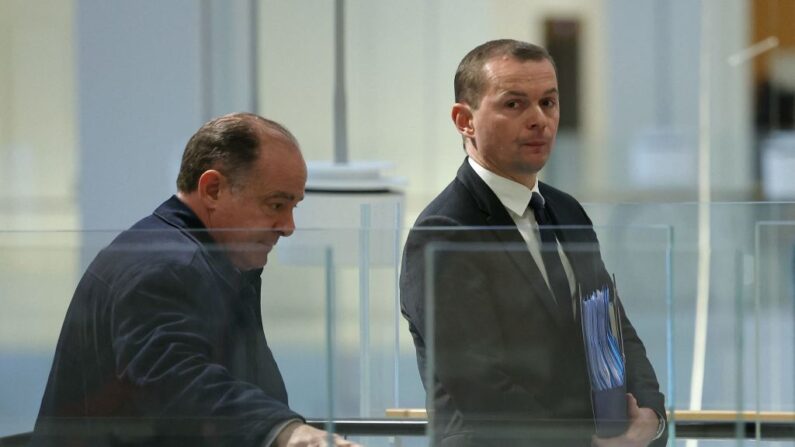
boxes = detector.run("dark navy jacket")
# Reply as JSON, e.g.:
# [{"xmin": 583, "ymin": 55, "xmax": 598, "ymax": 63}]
[
  {"xmin": 31, "ymin": 196, "xmax": 301, "ymax": 446},
  {"xmin": 400, "ymin": 160, "xmax": 666, "ymax": 447}
]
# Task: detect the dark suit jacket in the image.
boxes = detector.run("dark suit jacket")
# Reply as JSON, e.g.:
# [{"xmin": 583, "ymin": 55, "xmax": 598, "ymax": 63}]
[
  {"xmin": 31, "ymin": 196, "xmax": 301, "ymax": 447},
  {"xmin": 400, "ymin": 160, "xmax": 666, "ymax": 447}
]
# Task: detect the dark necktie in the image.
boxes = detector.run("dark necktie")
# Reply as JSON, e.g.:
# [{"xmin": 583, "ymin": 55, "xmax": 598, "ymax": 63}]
[{"xmin": 529, "ymin": 192, "xmax": 574, "ymax": 322}]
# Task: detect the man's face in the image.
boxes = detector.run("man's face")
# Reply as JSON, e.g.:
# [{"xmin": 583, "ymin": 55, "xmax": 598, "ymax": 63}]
[
  {"xmin": 464, "ymin": 57, "xmax": 559, "ymax": 184},
  {"xmin": 208, "ymin": 138, "xmax": 306, "ymax": 271}
]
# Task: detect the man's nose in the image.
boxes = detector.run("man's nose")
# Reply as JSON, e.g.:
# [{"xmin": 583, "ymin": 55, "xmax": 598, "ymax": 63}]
[
  {"xmin": 525, "ymin": 105, "xmax": 546, "ymax": 129},
  {"xmin": 279, "ymin": 211, "xmax": 296, "ymax": 237}
]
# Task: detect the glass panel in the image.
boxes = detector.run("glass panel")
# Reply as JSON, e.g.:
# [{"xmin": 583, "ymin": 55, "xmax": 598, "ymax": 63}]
[
  {"xmin": 755, "ymin": 222, "xmax": 795, "ymax": 420},
  {"xmin": 419, "ymin": 225, "xmax": 672, "ymax": 445},
  {"xmin": 0, "ymin": 227, "xmax": 405, "ymax": 445},
  {"xmin": 3, "ymin": 205, "xmax": 795, "ymax": 445},
  {"xmin": 0, "ymin": 230, "xmax": 82, "ymax": 438},
  {"xmin": 584, "ymin": 202, "xmax": 795, "ymax": 445}
]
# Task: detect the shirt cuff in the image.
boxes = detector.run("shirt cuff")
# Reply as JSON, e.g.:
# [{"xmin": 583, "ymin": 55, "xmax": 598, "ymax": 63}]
[
  {"xmin": 262, "ymin": 418, "xmax": 303, "ymax": 447},
  {"xmin": 652, "ymin": 410, "xmax": 666, "ymax": 440}
]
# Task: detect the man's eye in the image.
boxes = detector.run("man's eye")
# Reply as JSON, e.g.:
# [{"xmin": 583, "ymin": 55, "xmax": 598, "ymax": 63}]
[
  {"xmin": 270, "ymin": 203, "xmax": 283, "ymax": 211},
  {"xmin": 506, "ymin": 101, "xmax": 519, "ymax": 108},
  {"xmin": 542, "ymin": 98, "xmax": 557, "ymax": 108}
]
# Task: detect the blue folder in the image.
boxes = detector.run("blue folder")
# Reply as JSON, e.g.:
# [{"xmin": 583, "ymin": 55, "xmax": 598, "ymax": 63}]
[{"xmin": 579, "ymin": 278, "xmax": 628, "ymax": 437}]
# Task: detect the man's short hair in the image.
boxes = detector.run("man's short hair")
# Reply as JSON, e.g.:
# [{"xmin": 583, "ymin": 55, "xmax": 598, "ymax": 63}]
[
  {"xmin": 454, "ymin": 39, "xmax": 555, "ymax": 109},
  {"xmin": 176, "ymin": 112, "xmax": 298, "ymax": 192}
]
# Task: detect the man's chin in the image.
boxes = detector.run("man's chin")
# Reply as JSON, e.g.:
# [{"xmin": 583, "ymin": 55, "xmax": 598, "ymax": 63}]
[
  {"xmin": 231, "ymin": 250, "xmax": 270, "ymax": 271},
  {"xmin": 252, "ymin": 252, "xmax": 270, "ymax": 269},
  {"xmin": 517, "ymin": 159, "xmax": 548, "ymax": 175}
]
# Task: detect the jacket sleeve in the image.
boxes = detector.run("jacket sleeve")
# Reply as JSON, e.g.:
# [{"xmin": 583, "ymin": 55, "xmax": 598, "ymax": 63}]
[
  {"xmin": 573, "ymin": 201, "xmax": 668, "ymax": 445},
  {"xmin": 110, "ymin": 264, "xmax": 302, "ymax": 446},
  {"xmin": 617, "ymin": 300, "xmax": 668, "ymax": 446}
]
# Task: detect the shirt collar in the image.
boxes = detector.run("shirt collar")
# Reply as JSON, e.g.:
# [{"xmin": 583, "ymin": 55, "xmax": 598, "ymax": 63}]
[{"xmin": 467, "ymin": 157, "xmax": 542, "ymax": 215}]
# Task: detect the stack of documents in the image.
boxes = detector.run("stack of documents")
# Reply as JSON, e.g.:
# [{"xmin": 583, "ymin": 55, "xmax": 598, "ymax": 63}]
[{"xmin": 580, "ymin": 282, "xmax": 628, "ymax": 437}]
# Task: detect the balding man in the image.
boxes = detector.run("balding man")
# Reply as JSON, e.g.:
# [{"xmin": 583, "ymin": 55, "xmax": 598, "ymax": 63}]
[{"xmin": 32, "ymin": 113, "xmax": 359, "ymax": 447}]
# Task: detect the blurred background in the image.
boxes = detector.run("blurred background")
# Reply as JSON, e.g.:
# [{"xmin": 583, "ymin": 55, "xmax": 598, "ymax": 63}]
[
  {"xmin": 5, "ymin": 0, "xmax": 795, "ymax": 227},
  {"xmin": 1, "ymin": 0, "xmax": 795, "ymax": 445},
  {"xmin": 7, "ymin": 0, "xmax": 795, "ymax": 231}
]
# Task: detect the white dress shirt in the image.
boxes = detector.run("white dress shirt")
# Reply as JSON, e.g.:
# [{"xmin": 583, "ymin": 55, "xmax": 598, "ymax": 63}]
[{"xmin": 468, "ymin": 157, "xmax": 576, "ymax": 302}]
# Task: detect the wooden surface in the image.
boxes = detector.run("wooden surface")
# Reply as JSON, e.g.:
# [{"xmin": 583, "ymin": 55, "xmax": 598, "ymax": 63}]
[{"xmin": 385, "ymin": 408, "xmax": 795, "ymax": 423}]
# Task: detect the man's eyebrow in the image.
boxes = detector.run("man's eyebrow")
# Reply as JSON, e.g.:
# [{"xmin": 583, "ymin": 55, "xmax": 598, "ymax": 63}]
[
  {"xmin": 501, "ymin": 90, "xmax": 529, "ymax": 97},
  {"xmin": 500, "ymin": 88, "xmax": 559, "ymax": 97},
  {"xmin": 265, "ymin": 191, "xmax": 302, "ymax": 201}
]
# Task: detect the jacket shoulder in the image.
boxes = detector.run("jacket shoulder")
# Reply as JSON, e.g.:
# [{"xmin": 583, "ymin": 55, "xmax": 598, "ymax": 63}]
[
  {"xmin": 538, "ymin": 181, "xmax": 580, "ymax": 207},
  {"xmin": 87, "ymin": 213, "xmax": 205, "ymax": 288},
  {"xmin": 413, "ymin": 178, "xmax": 483, "ymax": 228},
  {"xmin": 539, "ymin": 181, "xmax": 591, "ymax": 224}
]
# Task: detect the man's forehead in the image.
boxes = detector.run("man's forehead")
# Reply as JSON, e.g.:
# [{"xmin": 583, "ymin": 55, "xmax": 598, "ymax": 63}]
[
  {"xmin": 484, "ymin": 58, "xmax": 557, "ymax": 91},
  {"xmin": 255, "ymin": 135, "xmax": 304, "ymax": 164},
  {"xmin": 246, "ymin": 177, "xmax": 305, "ymax": 202}
]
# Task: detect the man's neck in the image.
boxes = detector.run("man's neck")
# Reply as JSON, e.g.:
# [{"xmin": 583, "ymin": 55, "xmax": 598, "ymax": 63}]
[
  {"xmin": 466, "ymin": 153, "xmax": 538, "ymax": 189},
  {"xmin": 176, "ymin": 191, "xmax": 211, "ymax": 228}
]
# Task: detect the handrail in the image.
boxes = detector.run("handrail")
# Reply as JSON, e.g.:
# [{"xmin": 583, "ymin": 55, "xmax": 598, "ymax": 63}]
[
  {"xmin": 304, "ymin": 417, "xmax": 795, "ymax": 440},
  {"xmin": 2, "ymin": 411, "xmax": 793, "ymax": 445},
  {"xmin": 385, "ymin": 408, "xmax": 795, "ymax": 423},
  {"xmin": 672, "ymin": 410, "xmax": 795, "ymax": 422},
  {"xmin": 305, "ymin": 419, "xmax": 427, "ymax": 436},
  {"xmin": 380, "ymin": 408, "xmax": 795, "ymax": 440}
]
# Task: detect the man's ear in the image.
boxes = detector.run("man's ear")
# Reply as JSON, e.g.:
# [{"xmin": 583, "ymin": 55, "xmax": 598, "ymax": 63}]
[
  {"xmin": 197, "ymin": 170, "xmax": 224, "ymax": 209},
  {"xmin": 451, "ymin": 103, "xmax": 475, "ymax": 139}
]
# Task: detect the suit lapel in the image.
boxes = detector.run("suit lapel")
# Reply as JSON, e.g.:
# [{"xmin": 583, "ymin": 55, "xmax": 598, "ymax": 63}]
[{"xmin": 456, "ymin": 161, "xmax": 566, "ymax": 328}]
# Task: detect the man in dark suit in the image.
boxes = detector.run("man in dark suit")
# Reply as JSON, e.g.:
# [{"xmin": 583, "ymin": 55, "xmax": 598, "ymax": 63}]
[
  {"xmin": 31, "ymin": 113, "xmax": 359, "ymax": 447},
  {"xmin": 400, "ymin": 40, "xmax": 666, "ymax": 446}
]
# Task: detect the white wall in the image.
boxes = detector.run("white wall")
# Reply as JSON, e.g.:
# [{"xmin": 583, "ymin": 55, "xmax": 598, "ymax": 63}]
[
  {"xmin": 76, "ymin": 0, "xmax": 205, "ymax": 233},
  {"xmin": 0, "ymin": 1, "xmax": 80, "ymax": 434},
  {"xmin": 605, "ymin": 0, "xmax": 752, "ymax": 199},
  {"xmin": 0, "ymin": 0, "xmax": 78, "ymax": 228},
  {"xmin": 260, "ymin": 0, "xmax": 509, "ymax": 222},
  {"xmin": 0, "ymin": 0, "xmax": 79, "ymax": 349}
]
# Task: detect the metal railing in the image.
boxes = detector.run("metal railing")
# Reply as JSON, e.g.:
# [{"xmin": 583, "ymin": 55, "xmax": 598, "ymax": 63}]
[{"xmin": 2, "ymin": 414, "xmax": 793, "ymax": 446}]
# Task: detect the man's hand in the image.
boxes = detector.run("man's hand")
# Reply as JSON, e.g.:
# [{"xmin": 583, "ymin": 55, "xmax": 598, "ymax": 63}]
[
  {"xmin": 275, "ymin": 421, "xmax": 362, "ymax": 447},
  {"xmin": 591, "ymin": 394, "xmax": 659, "ymax": 447}
]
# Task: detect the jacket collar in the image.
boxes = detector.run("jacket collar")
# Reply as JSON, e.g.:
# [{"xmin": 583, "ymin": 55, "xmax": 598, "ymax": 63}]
[
  {"xmin": 152, "ymin": 195, "xmax": 263, "ymax": 291},
  {"xmin": 455, "ymin": 159, "xmax": 567, "ymax": 327},
  {"xmin": 455, "ymin": 158, "xmax": 516, "ymax": 228}
]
